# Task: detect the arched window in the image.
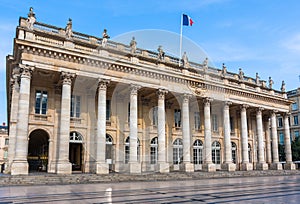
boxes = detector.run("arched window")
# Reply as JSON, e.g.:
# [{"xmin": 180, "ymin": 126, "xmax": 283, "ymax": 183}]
[
  {"xmin": 212, "ymin": 141, "xmax": 221, "ymax": 164},
  {"xmin": 248, "ymin": 143, "xmax": 252, "ymax": 163},
  {"xmin": 124, "ymin": 137, "xmax": 140, "ymax": 164},
  {"xmin": 193, "ymin": 140, "xmax": 203, "ymax": 164},
  {"xmin": 150, "ymin": 137, "xmax": 158, "ymax": 164},
  {"xmin": 231, "ymin": 142, "xmax": 237, "ymax": 164},
  {"xmin": 173, "ymin": 138, "xmax": 183, "ymax": 164},
  {"xmin": 70, "ymin": 132, "xmax": 83, "ymax": 143}
]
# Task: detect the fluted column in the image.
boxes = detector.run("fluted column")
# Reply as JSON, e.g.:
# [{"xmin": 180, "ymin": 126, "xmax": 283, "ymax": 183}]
[
  {"xmin": 5, "ymin": 68, "xmax": 20, "ymax": 173},
  {"xmin": 240, "ymin": 104, "xmax": 253, "ymax": 171},
  {"xmin": 264, "ymin": 118, "xmax": 272, "ymax": 164},
  {"xmin": 270, "ymin": 110, "xmax": 282, "ymax": 170},
  {"xmin": 129, "ymin": 84, "xmax": 141, "ymax": 173},
  {"xmin": 203, "ymin": 98, "xmax": 216, "ymax": 172},
  {"xmin": 96, "ymin": 79, "xmax": 110, "ymax": 174},
  {"xmin": 56, "ymin": 71, "xmax": 75, "ymax": 174},
  {"xmin": 221, "ymin": 101, "xmax": 235, "ymax": 171},
  {"xmin": 256, "ymin": 108, "xmax": 268, "ymax": 170},
  {"xmin": 283, "ymin": 113, "xmax": 295, "ymax": 170},
  {"xmin": 157, "ymin": 89, "xmax": 170, "ymax": 173},
  {"xmin": 11, "ymin": 65, "xmax": 34, "ymax": 175},
  {"xmin": 181, "ymin": 94, "xmax": 194, "ymax": 172}
]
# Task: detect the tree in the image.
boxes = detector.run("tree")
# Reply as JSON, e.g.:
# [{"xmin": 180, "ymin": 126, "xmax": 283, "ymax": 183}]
[{"xmin": 291, "ymin": 137, "xmax": 300, "ymax": 161}]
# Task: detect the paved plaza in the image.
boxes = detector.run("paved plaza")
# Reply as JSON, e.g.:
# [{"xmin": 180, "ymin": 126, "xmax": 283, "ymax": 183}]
[{"xmin": 0, "ymin": 174, "xmax": 300, "ymax": 203}]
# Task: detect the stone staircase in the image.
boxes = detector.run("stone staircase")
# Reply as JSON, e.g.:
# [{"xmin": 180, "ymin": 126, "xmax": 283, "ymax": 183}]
[{"xmin": 1, "ymin": 170, "xmax": 300, "ymax": 186}]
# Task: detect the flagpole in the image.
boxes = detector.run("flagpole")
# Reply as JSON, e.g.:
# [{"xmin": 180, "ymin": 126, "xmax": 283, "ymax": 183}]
[{"xmin": 179, "ymin": 14, "xmax": 183, "ymax": 66}]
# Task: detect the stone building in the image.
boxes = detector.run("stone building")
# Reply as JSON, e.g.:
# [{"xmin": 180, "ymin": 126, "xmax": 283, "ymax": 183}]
[
  {"xmin": 0, "ymin": 123, "xmax": 8, "ymax": 172},
  {"xmin": 6, "ymin": 9, "xmax": 295, "ymax": 175}
]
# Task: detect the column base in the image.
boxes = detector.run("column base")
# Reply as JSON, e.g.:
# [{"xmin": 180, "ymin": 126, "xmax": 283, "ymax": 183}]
[
  {"xmin": 47, "ymin": 160, "xmax": 57, "ymax": 174},
  {"xmin": 284, "ymin": 162, "xmax": 296, "ymax": 170},
  {"xmin": 158, "ymin": 162, "xmax": 170, "ymax": 173},
  {"xmin": 56, "ymin": 161, "xmax": 72, "ymax": 174},
  {"xmin": 202, "ymin": 163, "xmax": 216, "ymax": 172},
  {"xmin": 241, "ymin": 163, "xmax": 253, "ymax": 171},
  {"xmin": 221, "ymin": 163, "xmax": 236, "ymax": 171},
  {"xmin": 180, "ymin": 163, "xmax": 194, "ymax": 172},
  {"xmin": 270, "ymin": 163, "xmax": 283, "ymax": 170},
  {"xmin": 114, "ymin": 162, "xmax": 125, "ymax": 173},
  {"xmin": 256, "ymin": 163, "xmax": 269, "ymax": 170},
  {"xmin": 96, "ymin": 162, "xmax": 109, "ymax": 174},
  {"xmin": 11, "ymin": 160, "xmax": 29, "ymax": 175},
  {"xmin": 129, "ymin": 162, "xmax": 141, "ymax": 174}
]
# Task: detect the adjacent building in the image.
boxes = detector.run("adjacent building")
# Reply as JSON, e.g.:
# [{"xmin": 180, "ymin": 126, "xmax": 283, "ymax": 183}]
[
  {"xmin": 5, "ymin": 9, "xmax": 296, "ymax": 175},
  {"xmin": 0, "ymin": 123, "xmax": 8, "ymax": 172}
]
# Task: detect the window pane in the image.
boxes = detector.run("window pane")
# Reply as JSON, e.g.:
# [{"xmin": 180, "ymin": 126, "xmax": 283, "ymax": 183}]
[
  {"xmin": 76, "ymin": 96, "xmax": 81, "ymax": 118},
  {"xmin": 35, "ymin": 91, "xmax": 41, "ymax": 114},
  {"xmin": 106, "ymin": 100, "xmax": 110, "ymax": 121},
  {"xmin": 294, "ymin": 115, "xmax": 299, "ymax": 125},
  {"xmin": 194, "ymin": 112, "xmax": 200, "ymax": 130},
  {"xmin": 41, "ymin": 91, "xmax": 48, "ymax": 114}
]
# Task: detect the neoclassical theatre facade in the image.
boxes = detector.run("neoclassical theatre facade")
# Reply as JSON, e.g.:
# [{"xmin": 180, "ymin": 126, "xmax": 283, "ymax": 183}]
[{"xmin": 6, "ymin": 10, "xmax": 295, "ymax": 175}]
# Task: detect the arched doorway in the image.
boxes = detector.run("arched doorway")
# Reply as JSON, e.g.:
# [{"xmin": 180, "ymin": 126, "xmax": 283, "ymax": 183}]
[
  {"xmin": 28, "ymin": 129, "xmax": 49, "ymax": 172},
  {"xmin": 69, "ymin": 132, "xmax": 84, "ymax": 171}
]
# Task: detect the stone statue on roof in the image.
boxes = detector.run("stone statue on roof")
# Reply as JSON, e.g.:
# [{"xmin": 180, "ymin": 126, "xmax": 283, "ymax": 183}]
[
  {"xmin": 102, "ymin": 29, "xmax": 110, "ymax": 47},
  {"xmin": 268, "ymin": 76, "xmax": 274, "ymax": 89},
  {"xmin": 203, "ymin": 57, "xmax": 208, "ymax": 71},
  {"xmin": 255, "ymin": 72, "xmax": 260, "ymax": 84},
  {"xmin": 157, "ymin": 45, "xmax": 165, "ymax": 61},
  {"xmin": 221, "ymin": 63, "xmax": 227, "ymax": 77},
  {"xmin": 130, "ymin": 37, "xmax": 137, "ymax": 54},
  {"xmin": 238, "ymin": 68, "xmax": 244, "ymax": 80},
  {"xmin": 181, "ymin": 52, "xmax": 189, "ymax": 68},
  {"xmin": 27, "ymin": 7, "xmax": 36, "ymax": 30},
  {"xmin": 65, "ymin": 18, "xmax": 73, "ymax": 39},
  {"xmin": 281, "ymin": 80, "xmax": 286, "ymax": 92}
]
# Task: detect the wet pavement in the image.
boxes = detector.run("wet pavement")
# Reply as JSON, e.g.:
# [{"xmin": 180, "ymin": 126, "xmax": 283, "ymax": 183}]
[{"xmin": 0, "ymin": 174, "xmax": 299, "ymax": 203}]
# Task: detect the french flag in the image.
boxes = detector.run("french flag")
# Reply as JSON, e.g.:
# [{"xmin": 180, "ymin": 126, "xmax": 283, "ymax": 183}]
[{"xmin": 182, "ymin": 14, "xmax": 194, "ymax": 26}]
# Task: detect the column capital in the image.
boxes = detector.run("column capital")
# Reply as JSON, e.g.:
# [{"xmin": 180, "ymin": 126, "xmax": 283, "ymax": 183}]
[
  {"xmin": 157, "ymin": 89, "xmax": 168, "ymax": 100},
  {"xmin": 256, "ymin": 107, "xmax": 264, "ymax": 114},
  {"xmin": 98, "ymin": 78, "xmax": 110, "ymax": 90},
  {"xmin": 130, "ymin": 84, "xmax": 141, "ymax": 95},
  {"xmin": 240, "ymin": 104, "xmax": 249, "ymax": 111},
  {"xmin": 271, "ymin": 109, "xmax": 278, "ymax": 116},
  {"xmin": 19, "ymin": 64, "xmax": 34, "ymax": 78},
  {"xmin": 203, "ymin": 97, "xmax": 213, "ymax": 106},
  {"xmin": 282, "ymin": 112, "xmax": 291, "ymax": 117},
  {"xmin": 182, "ymin": 93, "xmax": 191, "ymax": 103},
  {"xmin": 61, "ymin": 71, "xmax": 75, "ymax": 85},
  {"xmin": 224, "ymin": 101, "xmax": 232, "ymax": 109}
]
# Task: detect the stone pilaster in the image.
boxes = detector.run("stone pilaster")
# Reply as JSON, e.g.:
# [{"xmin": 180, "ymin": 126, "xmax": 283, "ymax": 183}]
[
  {"xmin": 181, "ymin": 94, "xmax": 194, "ymax": 172},
  {"xmin": 56, "ymin": 71, "xmax": 75, "ymax": 174},
  {"xmin": 157, "ymin": 89, "xmax": 170, "ymax": 173},
  {"xmin": 270, "ymin": 110, "xmax": 282, "ymax": 170},
  {"xmin": 11, "ymin": 65, "xmax": 34, "ymax": 175},
  {"xmin": 129, "ymin": 84, "xmax": 141, "ymax": 173},
  {"xmin": 221, "ymin": 101, "xmax": 236, "ymax": 171},
  {"xmin": 202, "ymin": 98, "xmax": 216, "ymax": 172},
  {"xmin": 283, "ymin": 113, "xmax": 295, "ymax": 170},
  {"xmin": 5, "ymin": 67, "xmax": 20, "ymax": 173},
  {"xmin": 264, "ymin": 118, "xmax": 272, "ymax": 164},
  {"xmin": 240, "ymin": 104, "xmax": 253, "ymax": 171},
  {"xmin": 256, "ymin": 108, "xmax": 268, "ymax": 170},
  {"xmin": 96, "ymin": 79, "xmax": 110, "ymax": 174}
]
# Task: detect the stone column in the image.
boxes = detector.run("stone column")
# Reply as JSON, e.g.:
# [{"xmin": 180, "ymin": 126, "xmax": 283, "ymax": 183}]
[
  {"xmin": 181, "ymin": 94, "xmax": 194, "ymax": 172},
  {"xmin": 283, "ymin": 113, "xmax": 296, "ymax": 170},
  {"xmin": 11, "ymin": 65, "xmax": 33, "ymax": 175},
  {"xmin": 264, "ymin": 118, "xmax": 272, "ymax": 164},
  {"xmin": 240, "ymin": 104, "xmax": 253, "ymax": 171},
  {"xmin": 157, "ymin": 89, "xmax": 170, "ymax": 173},
  {"xmin": 270, "ymin": 110, "xmax": 283, "ymax": 170},
  {"xmin": 56, "ymin": 71, "xmax": 75, "ymax": 174},
  {"xmin": 129, "ymin": 85, "xmax": 141, "ymax": 173},
  {"xmin": 256, "ymin": 108, "xmax": 268, "ymax": 170},
  {"xmin": 221, "ymin": 101, "xmax": 235, "ymax": 171},
  {"xmin": 96, "ymin": 79, "xmax": 110, "ymax": 174},
  {"xmin": 203, "ymin": 98, "xmax": 216, "ymax": 172},
  {"xmin": 5, "ymin": 67, "xmax": 20, "ymax": 173}
]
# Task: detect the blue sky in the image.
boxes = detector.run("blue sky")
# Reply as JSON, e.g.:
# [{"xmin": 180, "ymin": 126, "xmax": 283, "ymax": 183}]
[{"xmin": 1, "ymin": 0, "xmax": 300, "ymax": 123}]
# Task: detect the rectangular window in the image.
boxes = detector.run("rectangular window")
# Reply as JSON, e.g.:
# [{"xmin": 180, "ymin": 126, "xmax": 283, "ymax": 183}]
[
  {"xmin": 174, "ymin": 109, "xmax": 181, "ymax": 128},
  {"xmin": 230, "ymin": 116, "xmax": 234, "ymax": 132},
  {"xmin": 294, "ymin": 115, "xmax": 299, "ymax": 125},
  {"xmin": 212, "ymin": 114, "xmax": 218, "ymax": 132},
  {"xmin": 106, "ymin": 100, "xmax": 111, "ymax": 121},
  {"xmin": 4, "ymin": 138, "xmax": 9, "ymax": 146},
  {"xmin": 70, "ymin": 95, "xmax": 81, "ymax": 118},
  {"xmin": 279, "ymin": 132, "xmax": 284, "ymax": 145},
  {"xmin": 194, "ymin": 112, "xmax": 201, "ymax": 130},
  {"xmin": 153, "ymin": 107, "xmax": 158, "ymax": 126},
  {"xmin": 292, "ymin": 103, "xmax": 298, "ymax": 111},
  {"xmin": 4, "ymin": 150, "xmax": 8, "ymax": 159},
  {"xmin": 278, "ymin": 117, "xmax": 283, "ymax": 128},
  {"xmin": 35, "ymin": 90, "xmax": 48, "ymax": 114},
  {"xmin": 295, "ymin": 131, "xmax": 300, "ymax": 138}
]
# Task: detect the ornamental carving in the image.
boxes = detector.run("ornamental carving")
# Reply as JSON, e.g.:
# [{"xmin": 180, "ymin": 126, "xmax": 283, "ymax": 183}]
[
  {"xmin": 61, "ymin": 71, "xmax": 75, "ymax": 85},
  {"xmin": 203, "ymin": 97, "xmax": 213, "ymax": 107},
  {"xmin": 157, "ymin": 89, "xmax": 168, "ymax": 100},
  {"xmin": 182, "ymin": 94, "xmax": 191, "ymax": 104},
  {"xmin": 19, "ymin": 64, "xmax": 34, "ymax": 78},
  {"xmin": 240, "ymin": 104, "xmax": 249, "ymax": 112},
  {"xmin": 188, "ymin": 83, "xmax": 206, "ymax": 96},
  {"xmin": 224, "ymin": 101, "xmax": 232, "ymax": 109},
  {"xmin": 98, "ymin": 78, "xmax": 110, "ymax": 90},
  {"xmin": 130, "ymin": 84, "xmax": 141, "ymax": 95},
  {"xmin": 256, "ymin": 107, "xmax": 264, "ymax": 114}
]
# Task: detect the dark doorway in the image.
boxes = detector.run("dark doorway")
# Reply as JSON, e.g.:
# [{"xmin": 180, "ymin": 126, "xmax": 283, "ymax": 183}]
[
  {"xmin": 69, "ymin": 143, "xmax": 83, "ymax": 171},
  {"xmin": 28, "ymin": 129, "xmax": 49, "ymax": 172}
]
